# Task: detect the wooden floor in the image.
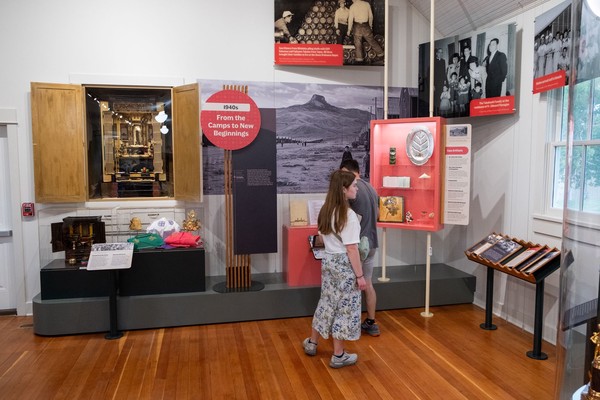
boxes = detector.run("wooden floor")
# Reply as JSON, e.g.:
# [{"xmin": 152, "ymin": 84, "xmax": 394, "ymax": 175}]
[{"xmin": 0, "ymin": 304, "xmax": 556, "ymax": 399}]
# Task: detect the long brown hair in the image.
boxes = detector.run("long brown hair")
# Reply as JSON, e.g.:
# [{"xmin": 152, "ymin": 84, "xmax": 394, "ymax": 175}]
[{"xmin": 318, "ymin": 170, "xmax": 356, "ymax": 235}]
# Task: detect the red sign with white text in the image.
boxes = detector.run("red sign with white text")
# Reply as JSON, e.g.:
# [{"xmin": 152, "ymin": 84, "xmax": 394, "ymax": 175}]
[
  {"xmin": 470, "ymin": 96, "xmax": 515, "ymax": 117},
  {"xmin": 201, "ymin": 90, "xmax": 261, "ymax": 150},
  {"xmin": 533, "ymin": 70, "xmax": 567, "ymax": 94},
  {"xmin": 275, "ymin": 44, "xmax": 343, "ymax": 66}
]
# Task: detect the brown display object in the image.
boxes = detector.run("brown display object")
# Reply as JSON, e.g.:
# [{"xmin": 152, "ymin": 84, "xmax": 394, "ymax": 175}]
[
  {"xmin": 465, "ymin": 233, "xmax": 560, "ymax": 284},
  {"xmin": 465, "ymin": 232, "xmax": 560, "ymax": 360},
  {"xmin": 51, "ymin": 216, "xmax": 106, "ymax": 266}
]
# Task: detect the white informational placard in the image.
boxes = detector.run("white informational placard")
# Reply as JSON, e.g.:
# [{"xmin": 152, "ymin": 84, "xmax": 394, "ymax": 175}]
[
  {"xmin": 307, "ymin": 199, "xmax": 325, "ymax": 226},
  {"xmin": 86, "ymin": 243, "xmax": 134, "ymax": 271},
  {"xmin": 443, "ymin": 124, "xmax": 472, "ymax": 226}
]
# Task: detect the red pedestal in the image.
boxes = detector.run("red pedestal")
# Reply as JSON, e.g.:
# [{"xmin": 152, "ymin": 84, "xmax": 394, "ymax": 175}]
[{"xmin": 282, "ymin": 225, "xmax": 322, "ymax": 286}]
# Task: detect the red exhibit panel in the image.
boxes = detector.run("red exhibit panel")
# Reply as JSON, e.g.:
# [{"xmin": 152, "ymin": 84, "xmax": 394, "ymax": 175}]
[{"xmin": 370, "ymin": 117, "xmax": 445, "ymax": 232}]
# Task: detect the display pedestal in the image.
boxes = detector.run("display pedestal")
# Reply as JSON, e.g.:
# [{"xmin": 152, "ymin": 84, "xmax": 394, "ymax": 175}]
[
  {"xmin": 105, "ymin": 269, "xmax": 123, "ymax": 340},
  {"xmin": 465, "ymin": 234, "xmax": 560, "ymax": 359},
  {"xmin": 282, "ymin": 225, "xmax": 321, "ymax": 286}
]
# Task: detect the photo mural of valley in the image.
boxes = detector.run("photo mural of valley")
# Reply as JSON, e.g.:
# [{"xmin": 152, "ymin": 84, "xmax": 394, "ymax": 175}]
[{"xmin": 199, "ymin": 80, "xmax": 417, "ymax": 194}]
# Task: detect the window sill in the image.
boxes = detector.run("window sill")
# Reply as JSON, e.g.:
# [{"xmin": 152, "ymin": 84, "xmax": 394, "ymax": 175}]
[{"xmin": 532, "ymin": 213, "xmax": 562, "ymax": 239}]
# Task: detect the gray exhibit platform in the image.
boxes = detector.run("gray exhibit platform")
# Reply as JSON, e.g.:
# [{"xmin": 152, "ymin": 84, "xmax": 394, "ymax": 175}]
[{"xmin": 32, "ymin": 263, "xmax": 475, "ymax": 336}]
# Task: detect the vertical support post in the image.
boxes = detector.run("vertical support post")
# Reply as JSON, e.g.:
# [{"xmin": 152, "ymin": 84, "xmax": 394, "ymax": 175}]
[
  {"xmin": 105, "ymin": 269, "xmax": 123, "ymax": 340},
  {"xmin": 527, "ymin": 279, "xmax": 548, "ymax": 360},
  {"xmin": 429, "ymin": 0, "xmax": 435, "ymax": 118},
  {"xmin": 480, "ymin": 267, "xmax": 497, "ymax": 330},
  {"xmin": 378, "ymin": 228, "xmax": 390, "ymax": 282},
  {"xmin": 223, "ymin": 84, "xmax": 251, "ymax": 290},
  {"xmin": 421, "ymin": 232, "xmax": 433, "ymax": 317}
]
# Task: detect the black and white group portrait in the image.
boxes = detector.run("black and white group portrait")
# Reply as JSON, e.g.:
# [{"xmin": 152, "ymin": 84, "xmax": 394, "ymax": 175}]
[
  {"xmin": 533, "ymin": 0, "xmax": 572, "ymax": 86},
  {"xmin": 418, "ymin": 23, "xmax": 516, "ymax": 118}
]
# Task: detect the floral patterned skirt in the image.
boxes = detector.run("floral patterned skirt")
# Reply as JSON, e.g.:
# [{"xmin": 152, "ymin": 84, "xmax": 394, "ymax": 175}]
[{"xmin": 312, "ymin": 253, "xmax": 362, "ymax": 341}]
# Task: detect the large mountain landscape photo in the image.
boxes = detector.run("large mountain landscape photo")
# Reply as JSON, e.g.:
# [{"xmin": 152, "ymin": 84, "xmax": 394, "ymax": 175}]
[{"xmin": 276, "ymin": 94, "xmax": 373, "ymax": 193}]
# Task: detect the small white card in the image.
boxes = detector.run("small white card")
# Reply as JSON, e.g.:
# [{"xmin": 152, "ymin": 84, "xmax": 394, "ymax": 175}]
[{"xmin": 307, "ymin": 199, "xmax": 325, "ymax": 226}]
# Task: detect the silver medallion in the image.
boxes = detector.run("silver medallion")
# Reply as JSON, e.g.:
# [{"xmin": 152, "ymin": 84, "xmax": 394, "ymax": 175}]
[{"xmin": 406, "ymin": 125, "xmax": 434, "ymax": 165}]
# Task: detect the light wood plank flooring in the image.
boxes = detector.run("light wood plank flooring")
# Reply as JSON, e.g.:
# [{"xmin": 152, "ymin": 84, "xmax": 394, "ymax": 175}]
[{"xmin": 0, "ymin": 304, "xmax": 556, "ymax": 399}]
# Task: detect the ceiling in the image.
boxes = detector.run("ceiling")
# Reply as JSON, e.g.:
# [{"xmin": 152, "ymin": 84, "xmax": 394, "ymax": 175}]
[{"xmin": 407, "ymin": 0, "xmax": 549, "ymax": 37}]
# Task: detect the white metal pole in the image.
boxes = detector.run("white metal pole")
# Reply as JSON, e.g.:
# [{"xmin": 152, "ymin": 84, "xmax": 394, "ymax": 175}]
[
  {"xmin": 421, "ymin": 0, "xmax": 435, "ymax": 318},
  {"xmin": 429, "ymin": 0, "xmax": 435, "ymax": 119},
  {"xmin": 378, "ymin": 228, "xmax": 390, "ymax": 282},
  {"xmin": 421, "ymin": 232, "xmax": 434, "ymax": 317},
  {"xmin": 378, "ymin": 0, "xmax": 391, "ymax": 283}
]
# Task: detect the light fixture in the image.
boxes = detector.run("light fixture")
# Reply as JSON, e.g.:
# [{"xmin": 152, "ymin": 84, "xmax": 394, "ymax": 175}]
[
  {"xmin": 155, "ymin": 111, "xmax": 168, "ymax": 123},
  {"xmin": 160, "ymin": 125, "xmax": 169, "ymax": 134}
]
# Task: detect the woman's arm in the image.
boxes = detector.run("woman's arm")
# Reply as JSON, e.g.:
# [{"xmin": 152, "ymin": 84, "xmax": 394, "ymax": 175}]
[{"xmin": 346, "ymin": 243, "xmax": 366, "ymax": 290}]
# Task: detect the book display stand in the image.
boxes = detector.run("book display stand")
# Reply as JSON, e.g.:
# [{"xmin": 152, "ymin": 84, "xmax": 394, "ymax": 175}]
[
  {"xmin": 465, "ymin": 233, "xmax": 561, "ymax": 360},
  {"xmin": 370, "ymin": 117, "xmax": 445, "ymax": 317}
]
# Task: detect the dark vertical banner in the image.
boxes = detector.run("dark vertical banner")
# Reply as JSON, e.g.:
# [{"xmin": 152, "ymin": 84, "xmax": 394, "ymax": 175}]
[{"xmin": 232, "ymin": 109, "xmax": 278, "ymax": 254}]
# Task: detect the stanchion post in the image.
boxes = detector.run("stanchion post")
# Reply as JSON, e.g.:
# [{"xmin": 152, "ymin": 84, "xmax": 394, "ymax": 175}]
[
  {"xmin": 378, "ymin": 227, "xmax": 390, "ymax": 282},
  {"xmin": 421, "ymin": 232, "xmax": 434, "ymax": 317}
]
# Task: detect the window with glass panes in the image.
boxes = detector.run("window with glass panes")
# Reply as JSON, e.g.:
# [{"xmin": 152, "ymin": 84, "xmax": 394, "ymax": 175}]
[{"xmin": 550, "ymin": 79, "xmax": 600, "ymax": 213}]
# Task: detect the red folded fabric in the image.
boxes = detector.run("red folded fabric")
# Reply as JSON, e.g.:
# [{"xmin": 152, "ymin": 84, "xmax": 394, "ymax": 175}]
[{"xmin": 164, "ymin": 232, "xmax": 202, "ymax": 248}]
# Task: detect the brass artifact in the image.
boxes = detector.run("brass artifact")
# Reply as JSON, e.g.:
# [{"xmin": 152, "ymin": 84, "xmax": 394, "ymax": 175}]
[
  {"xmin": 581, "ymin": 324, "xmax": 600, "ymax": 399},
  {"xmin": 182, "ymin": 210, "xmax": 201, "ymax": 232},
  {"xmin": 129, "ymin": 217, "xmax": 143, "ymax": 231}
]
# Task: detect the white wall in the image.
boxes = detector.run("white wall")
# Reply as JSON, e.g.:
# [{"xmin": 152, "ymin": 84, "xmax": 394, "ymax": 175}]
[{"xmin": 0, "ymin": 0, "xmax": 568, "ymax": 345}]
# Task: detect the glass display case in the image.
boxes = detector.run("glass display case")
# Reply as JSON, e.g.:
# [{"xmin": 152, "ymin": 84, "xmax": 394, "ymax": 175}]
[
  {"xmin": 85, "ymin": 86, "xmax": 173, "ymax": 199},
  {"xmin": 369, "ymin": 117, "xmax": 445, "ymax": 232}
]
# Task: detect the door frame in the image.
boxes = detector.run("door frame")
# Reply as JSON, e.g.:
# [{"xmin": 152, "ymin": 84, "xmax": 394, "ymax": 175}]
[{"xmin": 0, "ymin": 108, "xmax": 27, "ymax": 315}]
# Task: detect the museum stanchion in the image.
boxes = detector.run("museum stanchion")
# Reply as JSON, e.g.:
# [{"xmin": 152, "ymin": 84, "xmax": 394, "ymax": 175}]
[
  {"xmin": 105, "ymin": 269, "xmax": 123, "ymax": 340},
  {"xmin": 421, "ymin": 232, "xmax": 434, "ymax": 318},
  {"xmin": 480, "ymin": 267, "xmax": 497, "ymax": 330},
  {"xmin": 378, "ymin": 228, "xmax": 390, "ymax": 282},
  {"xmin": 465, "ymin": 232, "xmax": 561, "ymax": 360}
]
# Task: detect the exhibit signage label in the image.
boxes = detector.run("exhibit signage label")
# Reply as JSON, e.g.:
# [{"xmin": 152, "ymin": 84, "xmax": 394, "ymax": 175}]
[
  {"xmin": 201, "ymin": 90, "xmax": 261, "ymax": 150},
  {"xmin": 443, "ymin": 124, "xmax": 472, "ymax": 226}
]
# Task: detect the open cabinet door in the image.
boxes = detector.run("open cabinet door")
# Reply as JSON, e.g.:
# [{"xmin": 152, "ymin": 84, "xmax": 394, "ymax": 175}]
[
  {"xmin": 31, "ymin": 82, "xmax": 86, "ymax": 202},
  {"xmin": 172, "ymin": 83, "xmax": 202, "ymax": 201}
]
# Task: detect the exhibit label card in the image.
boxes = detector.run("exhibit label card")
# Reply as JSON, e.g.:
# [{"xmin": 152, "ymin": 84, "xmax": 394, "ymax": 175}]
[
  {"xmin": 86, "ymin": 243, "xmax": 134, "ymax": 270},
  {"xmin": 443, "ymin": 124, "xmax": 471, "ymax": 225}
]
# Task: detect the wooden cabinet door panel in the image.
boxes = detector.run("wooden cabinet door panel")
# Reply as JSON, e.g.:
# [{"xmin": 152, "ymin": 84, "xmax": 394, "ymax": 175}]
[
  {"xmin": 173, "ymin": 83, "xmax": 202, "ymax": 201},
  {"xmin": 31, "ymin": 82, "xmax": 86, "ymax": 202}
]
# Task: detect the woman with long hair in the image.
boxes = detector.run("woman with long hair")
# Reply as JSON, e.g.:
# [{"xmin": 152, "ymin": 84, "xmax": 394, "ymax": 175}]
[{"xmin": 302, "ymin": 170, "xmax": 366, "ymax": 368}]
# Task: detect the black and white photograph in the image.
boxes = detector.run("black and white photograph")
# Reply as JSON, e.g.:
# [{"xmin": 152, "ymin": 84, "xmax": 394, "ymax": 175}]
[
  {"xmin": 480, "ymin": 237, "xmax": 523, "ymax": 263},
  {"xmin": 418, "ymin": 23, "xmax": 517, "ymax": 118},
  {"xmin": 200, "ymin": 80, "xmax": 417, "ymax": 195},
  {"xmin": 449, "ymin": 126, "xmax": 468, "ymax": 136},
  {"xmin": 274, "ymin": 0, "xmax": 385, "ymax": 66},
  {"xmin": 533, "ymin": 0, "xmax": 572, "ymax": 92}
]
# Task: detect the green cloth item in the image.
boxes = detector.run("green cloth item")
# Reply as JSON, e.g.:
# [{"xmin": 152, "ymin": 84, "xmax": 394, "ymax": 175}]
[
  {"xmin": 127, "ymin": 233, "xmax": 164, "ymax": 250},
  {"xmin": 359, "ymin": 236, "xmax": 370, "ymax": 261}
]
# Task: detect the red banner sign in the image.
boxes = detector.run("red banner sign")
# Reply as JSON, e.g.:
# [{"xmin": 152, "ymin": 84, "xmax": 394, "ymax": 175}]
[
  {"xmin": 201, "ymin": 90, "xmax": 261, "ymax": 150},
  {"xmin": 275, "ymin": 44, "xmax": 343, "ymax": 66}
]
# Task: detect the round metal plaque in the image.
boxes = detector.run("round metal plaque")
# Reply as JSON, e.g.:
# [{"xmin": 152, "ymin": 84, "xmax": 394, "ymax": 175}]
[{"xmin": 406, "ymin": 125, "xmax": 434, "ymax": 165}]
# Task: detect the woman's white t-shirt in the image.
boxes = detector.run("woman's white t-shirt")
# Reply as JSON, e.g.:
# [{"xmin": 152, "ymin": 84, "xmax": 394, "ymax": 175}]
[{"xmin": 320, "ymin": 209, "xmax": 360, "ymax": 254}]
